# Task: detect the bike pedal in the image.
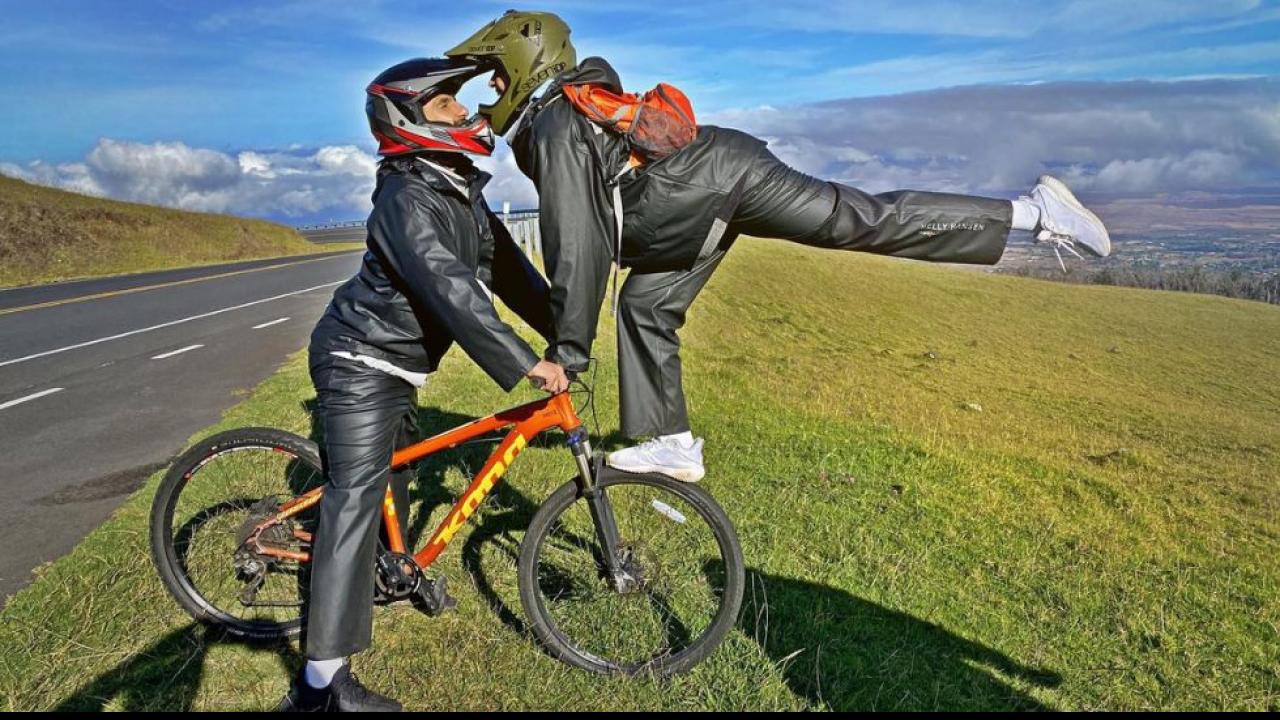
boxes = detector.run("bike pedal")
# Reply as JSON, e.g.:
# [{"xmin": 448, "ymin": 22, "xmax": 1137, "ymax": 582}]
[{"xmin": 414, "ymin": 576, "xmax": 458, "ymax": 617}]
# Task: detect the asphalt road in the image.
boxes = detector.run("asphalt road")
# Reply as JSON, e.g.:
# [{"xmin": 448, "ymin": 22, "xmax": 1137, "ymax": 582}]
[{"xmin": 0, "ymin": 249, "xmax": 365, "ymax": 604}]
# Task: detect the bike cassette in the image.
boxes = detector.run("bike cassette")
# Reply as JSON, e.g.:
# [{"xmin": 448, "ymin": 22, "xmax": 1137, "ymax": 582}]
[{"xmin": 234, "ymin": 497, "xmax": 294, "ymax": 577}]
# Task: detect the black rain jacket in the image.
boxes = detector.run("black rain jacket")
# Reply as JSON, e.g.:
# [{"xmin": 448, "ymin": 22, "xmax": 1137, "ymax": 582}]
[
  {"xmin": 309, "ymin": 155, "xmax": 554, "ymax": 391},
  {"xmin": 510, "ymin": 57, "xmax": 767, "ymax": 373}
]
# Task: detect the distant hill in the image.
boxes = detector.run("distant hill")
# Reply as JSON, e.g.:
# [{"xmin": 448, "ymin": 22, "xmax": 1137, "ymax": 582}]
[{"xmin": 0, "ymin": 175, "xmax": 325, "ymax": 288}]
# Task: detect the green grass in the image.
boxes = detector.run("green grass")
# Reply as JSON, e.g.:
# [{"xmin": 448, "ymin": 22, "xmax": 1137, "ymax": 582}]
[
  {"xmin": 1, "ymin": 237, "xmax": 1277, "ymax": 710},
  {"xmin": 0, "ymin": 175, "xmax": 358, "ymax": 288}
]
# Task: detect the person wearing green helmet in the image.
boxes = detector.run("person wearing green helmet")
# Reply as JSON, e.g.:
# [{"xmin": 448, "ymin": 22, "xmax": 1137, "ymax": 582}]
[{"xmin": 448, "ymin": 10, "xmax": 1112, "ymax": 484}]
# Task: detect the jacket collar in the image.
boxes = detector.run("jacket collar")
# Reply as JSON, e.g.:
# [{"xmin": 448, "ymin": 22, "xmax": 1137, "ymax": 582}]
[{"xmin": 411, "ymin": 156, "xmax": 491, "ymax": 203}]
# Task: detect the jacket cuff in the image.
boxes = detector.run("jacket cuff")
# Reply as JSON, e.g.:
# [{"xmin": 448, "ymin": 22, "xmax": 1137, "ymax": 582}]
[
  {"xmin": 499, "ymin": 348, "xmax": 542, "ymax": 393},
  {"xmin": 548, "ymin": 344, "xmax": 589, "ymax": 374}
]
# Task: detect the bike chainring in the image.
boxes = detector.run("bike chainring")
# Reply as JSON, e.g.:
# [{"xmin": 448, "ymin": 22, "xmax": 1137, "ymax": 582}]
[{"xmin": 374, "ymin": 551, "xmax": 422, "ymax": 601}]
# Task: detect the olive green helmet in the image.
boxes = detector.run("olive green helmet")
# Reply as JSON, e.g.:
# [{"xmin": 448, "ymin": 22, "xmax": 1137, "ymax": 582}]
[{"xmin": 445, "ymin": 10, "xmax": 576, "ymax": 134}]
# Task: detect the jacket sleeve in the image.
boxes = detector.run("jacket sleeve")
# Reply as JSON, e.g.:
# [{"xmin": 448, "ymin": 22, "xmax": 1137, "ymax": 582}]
[
  {"xmin": 485, "ymin": 209, "xmax": 557, "ymax": 345},
  {"xmin": 527, "ymin": 117, "xmax": 615, "ymax": 374},
  {"xmin": 367, "ymin": 183, "xmax": 540, "ymax": 392}
]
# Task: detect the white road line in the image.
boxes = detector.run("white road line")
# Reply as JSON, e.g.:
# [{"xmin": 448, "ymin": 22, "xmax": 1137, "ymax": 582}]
[
  {"xmin": 0, "ymin": 387, "xmax": 64, "ymax": 410},
  {"xmin": 252, "ymin": 317, "xmax": 291, "ymax": 329},
  {"xmin": 152, "ymin": 344, "xmax": 204, "ymax": 360},
  {"xmin": 0, "ymin": 280, "xmax": 344, "ymax": 369}
]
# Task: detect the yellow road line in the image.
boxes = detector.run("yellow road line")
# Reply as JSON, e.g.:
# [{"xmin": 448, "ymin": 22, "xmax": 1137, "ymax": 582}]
[{"xmin": 0, "ymin": 252, "xmax": 360, "ymax": 317}]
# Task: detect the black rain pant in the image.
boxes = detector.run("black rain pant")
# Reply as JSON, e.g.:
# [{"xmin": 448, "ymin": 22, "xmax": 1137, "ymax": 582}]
[
  {"xmin": 305, "ymin": 349, "xmax": 416, "ymax": 661},
  {"xmin": 616, "ymin": 149, "xmax": 1012, "ymax": 438}
]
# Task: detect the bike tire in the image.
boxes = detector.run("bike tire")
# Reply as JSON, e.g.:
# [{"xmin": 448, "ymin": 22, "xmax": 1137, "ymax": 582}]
[
  {"xmin": 516, "ymin": 469, "xmax": 745, "ymax": 677},
  {"xmin": 149, "ymin": 426, "xmax": 322, "ymax": 641}
]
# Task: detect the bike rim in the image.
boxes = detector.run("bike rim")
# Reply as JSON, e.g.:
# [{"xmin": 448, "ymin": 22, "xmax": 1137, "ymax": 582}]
[
  {"xmin": 166, "ymin": 443, "xmax": 322, "ymax": 629},
  {"xmin": 531, "ymin": 479, "xmax": 734, "ymax": 672}
]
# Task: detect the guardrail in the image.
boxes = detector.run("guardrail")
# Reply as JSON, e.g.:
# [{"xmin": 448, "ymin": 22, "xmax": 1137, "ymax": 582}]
[
  {"xmin": 501, "ymin": 209, "xmax": 542, "ymax": 260},
  {"xmin": 298, "ymin": 208, "xmax": 542, "ymax": 259},
  {"xmin": 296, "ymin": 220, "xmax": 367, "ymax": 231}
]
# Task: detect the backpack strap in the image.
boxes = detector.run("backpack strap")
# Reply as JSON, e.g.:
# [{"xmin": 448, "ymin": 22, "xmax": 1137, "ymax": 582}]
[
  {"xmin": 607, "ymin": 162, "xmax": 634, "ymax": 316},
  {"xmin": 580, "ymin": 116, "xmax": 633, "ymax": 317},
  {"xmin": 696, "ymin": 171, "xmax": 749, "ymax": 262}
]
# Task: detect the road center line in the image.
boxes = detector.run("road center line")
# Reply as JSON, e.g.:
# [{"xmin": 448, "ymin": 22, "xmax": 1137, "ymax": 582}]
[
  {"xmin": 0, "ymin": 387, "xmax": 64, "ymax": 411},
  {"xmin": 152, "ymin": 344, "xmax": 204, "ymax": 360},
  {"xmin": 252, "ymin": 317, "xmax": 291, "ymax": 329},
  {"xmin": 0, "ymin": 251, "xmax": 360, "ymax": 316},
  {"xmin": 0, "ymin": 280, "xmax": 344, "ymax": 369}
]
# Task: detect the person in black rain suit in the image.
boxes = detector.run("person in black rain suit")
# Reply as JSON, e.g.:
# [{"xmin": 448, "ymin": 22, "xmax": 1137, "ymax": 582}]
[
  {"xmin": 447, "ymin": 11, "xmax": 1112, "ymax": 484},
  {"xmin": 277, "ymin": 57, "xmax": 567, "ymax": 712}
]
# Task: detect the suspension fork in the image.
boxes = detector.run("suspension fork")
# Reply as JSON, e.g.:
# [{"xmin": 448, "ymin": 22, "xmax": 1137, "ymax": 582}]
[{"xmin": 567, "ymin": 427, "xmax": 628, "ymax": 588}]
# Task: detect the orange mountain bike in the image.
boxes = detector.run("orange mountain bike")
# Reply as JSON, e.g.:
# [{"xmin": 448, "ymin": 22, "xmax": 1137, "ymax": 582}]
[{"xmin": 148, "ymin": 383, "xmax": 744, "ymax": 677}]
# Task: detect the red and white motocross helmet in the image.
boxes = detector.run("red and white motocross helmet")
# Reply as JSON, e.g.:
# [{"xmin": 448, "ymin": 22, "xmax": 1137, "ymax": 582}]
[{"xmin": 366, "ymin": 57, "xmax": 495, "ymax": 157}]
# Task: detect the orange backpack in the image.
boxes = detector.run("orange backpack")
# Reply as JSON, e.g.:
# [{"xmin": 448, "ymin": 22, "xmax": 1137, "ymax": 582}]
[{"xmin": 561, "ymin": 82, "xmax": 697, "ymax": 164}]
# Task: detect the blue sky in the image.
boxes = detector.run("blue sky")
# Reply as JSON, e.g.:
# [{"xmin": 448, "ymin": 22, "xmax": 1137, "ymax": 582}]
[{"xmin": 2, "ymin": 1, "xmax": 1279, "ymax": 223}]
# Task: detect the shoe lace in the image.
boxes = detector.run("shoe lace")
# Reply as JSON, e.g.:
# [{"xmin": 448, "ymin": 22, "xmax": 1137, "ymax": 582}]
[
  {"xmin": 1036, "ymin": 229, "xmax": 1084, "ymax": 273},
  {"xmin": 638, "ymin": 436, "xmax": 668, "ymax": 453}
]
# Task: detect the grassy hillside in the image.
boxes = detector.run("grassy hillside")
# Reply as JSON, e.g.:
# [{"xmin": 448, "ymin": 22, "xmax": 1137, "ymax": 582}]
[
  {"xmin": 1, "ymin": 237, "xmax": 1276, "ymax": 710},
  {"xmin": 0, "ymin": 175, "xmax": 335, "ymax": 287}
]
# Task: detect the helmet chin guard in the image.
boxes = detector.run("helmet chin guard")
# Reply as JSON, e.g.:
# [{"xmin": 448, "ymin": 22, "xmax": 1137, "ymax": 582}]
[
  {"xmin": 366, "ymin": 58, "xmax": 496, "ymax": 157},
  {"xmin": 445, "ymin": 10, "xmax": 577, "ymax": 135}
]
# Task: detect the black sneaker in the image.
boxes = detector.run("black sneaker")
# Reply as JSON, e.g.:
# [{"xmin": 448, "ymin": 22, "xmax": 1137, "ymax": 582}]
[
  {"xmin": 276, "ymin": 666, "xmax": 402, "ymax": 712},
  {"xmin": 328, "ymin": 665, "xmax": 402, "ymax": 712},
  {"xmin": 276, "ymin": 672, "xmax": 332, "ymax": 712}
]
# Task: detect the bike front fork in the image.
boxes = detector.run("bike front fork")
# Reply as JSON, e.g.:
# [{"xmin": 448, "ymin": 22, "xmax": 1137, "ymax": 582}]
[{"xmin": 567, "ymin": 427, "xmax": 640, "ymax": 594}]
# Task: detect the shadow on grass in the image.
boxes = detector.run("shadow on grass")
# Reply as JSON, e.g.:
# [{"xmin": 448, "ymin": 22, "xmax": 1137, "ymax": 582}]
[
  {"xmin": 300, "ymin": 395, "xmax": 633, "ymax": 641},
  {"xmin": 52, "ymin": 623, "xmax": 295, "ymax": 711},
  {"xmin": 739, "ymin": 567, "xmax": 1062, "ymax": 711}
]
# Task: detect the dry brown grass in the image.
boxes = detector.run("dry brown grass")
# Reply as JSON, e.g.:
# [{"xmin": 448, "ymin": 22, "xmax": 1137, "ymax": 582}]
[{"xmin": 0, "ymin": 175, "xmax": 323, "ymax": 288}]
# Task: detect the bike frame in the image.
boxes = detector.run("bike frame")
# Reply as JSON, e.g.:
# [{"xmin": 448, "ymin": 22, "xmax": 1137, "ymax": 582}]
[{"xmin": 252, "ymin": 391, "xmax": 601, "ymax": 572}]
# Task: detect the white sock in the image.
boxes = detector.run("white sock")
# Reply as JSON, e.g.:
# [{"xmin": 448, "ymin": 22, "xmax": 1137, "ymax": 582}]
[
  {"xmin": 1011, "ymin": 198, "xmax": 1042, "ymax": 231},
  {"xmin": 659, "ymin": 431, "xmax": 695, "ymax": 449},
  {"xmin": 304, "ymin": 658, "xmax": 346, "ymax": 689}
]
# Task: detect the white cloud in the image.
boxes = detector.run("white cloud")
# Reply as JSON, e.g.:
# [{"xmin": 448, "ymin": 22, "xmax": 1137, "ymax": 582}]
[
  {"xmin": 475, "ymin": 145, "xmax": 538, "ymax": 211},
  {"xmin": 706, "ymin": 77, "xmax": 1280, "ymax": 197},
  {"xmin": 2, "ymin": 139, "xmax": 379, "ymax": 222},
  {"xmin": 5, "ymin": 77, "xmax": 1278, "ymax": 224}
]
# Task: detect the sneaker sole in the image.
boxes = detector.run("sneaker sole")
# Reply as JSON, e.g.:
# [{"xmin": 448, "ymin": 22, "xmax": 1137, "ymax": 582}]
[
  {"xmin": 1037, "ymin": 174, "xmax": 1111, "ymax": 257},
  {"xmin": 604, "ymin": 458, "xmax": 705, "ymax": 483}
]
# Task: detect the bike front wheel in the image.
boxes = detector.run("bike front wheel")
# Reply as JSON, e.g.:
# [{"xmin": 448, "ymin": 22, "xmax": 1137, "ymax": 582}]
[{"xmin": 517, "ymin": 469, "xmax": 745, "ymax": 677}]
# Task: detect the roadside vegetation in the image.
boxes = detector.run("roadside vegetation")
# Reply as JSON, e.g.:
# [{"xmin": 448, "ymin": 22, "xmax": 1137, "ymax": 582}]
[{"xmin": 0, "ymin": 175, "xmax": 356, "ymax": 287}]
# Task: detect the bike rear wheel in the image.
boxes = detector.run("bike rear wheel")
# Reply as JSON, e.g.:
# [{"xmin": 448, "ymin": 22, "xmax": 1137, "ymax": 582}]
[
  {"xmin": 517, "ymin": 469, "xmax": 744, "ymax": 677},
  {"xmin": 149, "ymin": 427, "xmax": 323, "ymax": 640}
]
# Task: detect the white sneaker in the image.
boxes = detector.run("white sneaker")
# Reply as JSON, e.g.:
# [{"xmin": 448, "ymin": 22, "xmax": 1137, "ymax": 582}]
[
  {"xmin": 606, "ymin": 436, "xmax": 706, "ymax": 483},
  {"xmin": 1024, "ymin": 174, "xmax": 1111, "ymax": 271}
]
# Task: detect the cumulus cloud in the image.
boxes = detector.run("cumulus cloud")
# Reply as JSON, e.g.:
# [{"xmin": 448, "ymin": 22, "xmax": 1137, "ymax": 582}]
[
  {"xmin": 475, "ymin": 145, "xmax": 538, "ymax": 211},
  {"xmin": 1, "ymin": 139, "xmax": 379, "ymax": 223},
  {"xmin": 4, "ymin": 78, "xmax": 1278, "ymax": 226},
  {"xmin": 706, "ymin": 77, "xmax": 1280, "ymax": 199}
]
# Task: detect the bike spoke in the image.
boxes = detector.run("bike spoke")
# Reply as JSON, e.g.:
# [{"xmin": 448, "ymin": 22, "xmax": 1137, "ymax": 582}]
[
  {"xmin": 168, "ymin": 443, "xmax": 323, "ymax": 627},
  {"xmin": 533, "ymin": 481, "xmax": 729, "ymax": 669}
]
